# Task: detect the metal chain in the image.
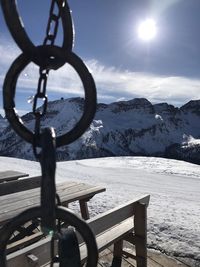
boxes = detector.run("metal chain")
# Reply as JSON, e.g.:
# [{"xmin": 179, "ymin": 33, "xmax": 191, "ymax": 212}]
[
  {"xmin": 43, "ymin": 0, "xmax": 61, "ymax": 46},
  {"xmin": 1, "ymin": 0, "xmax": 98, "ymax": 265},
  {"xmin": 33, "ymin": 0, "xmax": 64, "ymax": 158}
]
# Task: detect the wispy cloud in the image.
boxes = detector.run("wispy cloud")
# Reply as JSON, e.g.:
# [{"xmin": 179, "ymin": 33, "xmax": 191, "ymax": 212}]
[
  {"xmin": 88, "ymin": 60, "xmax": 200, "ymax": 106},
  {"xmin": 0, "ymin": 39, "xmax": 200, "ymax": 110},
  {"xmin": 150, "ymin": 0, "xmax": 184, "ymax": 19}
]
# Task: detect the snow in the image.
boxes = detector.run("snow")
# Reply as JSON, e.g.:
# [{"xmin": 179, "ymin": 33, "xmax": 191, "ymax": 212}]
[
  {"xmin": 182, "ymin": 135, "xmax": 200, "ymax": 147},
  {"xmin": 0, "ymin": 156, "xmax": 199, "ymax": 263}
]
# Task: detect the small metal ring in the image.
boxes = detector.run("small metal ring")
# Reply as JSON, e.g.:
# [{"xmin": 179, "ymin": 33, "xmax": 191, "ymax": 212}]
[
  {"xmin": 0, "ymin": 206, "xmax": 98, "ymax": 267},
  {"xmin": 3, "ymin": 46, "xmax": 97, "ymax": 147},
  {"xmin": 0, "ymin": 0, "xmax": 74, "ymax": 67}
]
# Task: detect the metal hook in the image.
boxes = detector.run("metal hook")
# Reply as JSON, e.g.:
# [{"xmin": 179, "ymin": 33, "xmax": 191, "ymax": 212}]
[{"xmin": 40, "ymin": 127, "xmax": 56, "ymax": 234}]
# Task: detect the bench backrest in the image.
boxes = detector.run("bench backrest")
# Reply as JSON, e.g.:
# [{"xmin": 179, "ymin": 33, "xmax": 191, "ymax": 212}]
[
  {"xmin": 7, "ymin": 195, "xmax": 150, "ymax": 266},
  {"xmin": 88, "ymin": 195, "xmax": 150, "ymax": 236},
  {"xmin": 0, "ymin": 176, "xmax": 41, "ymax": 196},
  {"xmin": 0, "ymin": 171, "xmax": 29, "ymax": 183}
]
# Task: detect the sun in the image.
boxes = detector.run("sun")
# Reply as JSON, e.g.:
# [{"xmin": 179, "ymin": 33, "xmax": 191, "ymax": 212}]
[{"xmin": 137, "ymin": 18, "xmax": 157, "ymax": 41}]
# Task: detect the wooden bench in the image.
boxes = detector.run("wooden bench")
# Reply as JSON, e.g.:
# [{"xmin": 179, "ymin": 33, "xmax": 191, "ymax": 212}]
[
  {"xmin": 0, "ymin": 171, "xmax": 29, "ymax": 183},
  {"xmin": 7, "ymin": 195, "xmax": 150, "ymax": 267},
  {"xmin": 0, "ymin": 178, "xmax": 106, "ymax": 224}
]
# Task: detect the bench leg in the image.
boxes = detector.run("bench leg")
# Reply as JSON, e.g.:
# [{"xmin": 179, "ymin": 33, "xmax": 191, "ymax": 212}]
[
  {"xmin": 134, "ymin": 203, "xmax": 147, "ymax": 267},
  {"xmin": 79, "ymin": 199, "xmax": 90, "ymax": 220},
  {"xmin": 111, "ymin": 240, "xmax": 123, "ymax": 267}
]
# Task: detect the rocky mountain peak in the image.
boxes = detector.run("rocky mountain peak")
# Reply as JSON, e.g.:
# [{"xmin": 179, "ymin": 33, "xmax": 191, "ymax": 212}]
[
  {"xmin": 153, "ymin": 103, "xmax": 179, "ymax": 116},
  {"xmin": 180, "ymin": 100, "xmax": 200, "ymax": 115},
  {"xmin": 110, "ymin": 98, "xmax": 154, "ymax": 113}
]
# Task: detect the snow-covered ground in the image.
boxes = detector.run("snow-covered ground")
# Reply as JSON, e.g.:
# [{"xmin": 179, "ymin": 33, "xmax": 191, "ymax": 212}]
[{"xmin": 0, "ymin": 156, "xmax": 199, "ymax": 265}]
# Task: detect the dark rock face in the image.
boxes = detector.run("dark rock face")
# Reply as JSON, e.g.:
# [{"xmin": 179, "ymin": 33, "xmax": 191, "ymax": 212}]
[
  {"xmin": 0, "ymin": 97, "xmax": 200, "ymax": 164},
  {"xmin": 180, "ymin": 100, "xmax": 200, "ymax": 116}
]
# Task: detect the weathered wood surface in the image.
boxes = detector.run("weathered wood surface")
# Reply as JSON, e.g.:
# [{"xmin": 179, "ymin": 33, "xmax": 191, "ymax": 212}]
[
  {"xmin": 147, "ymin": 250, "xmax": 191, "ymax": 267},
  {"xmin": 98, "ymin": 248, "xmax": 191, "ymax": 267},
  {"xmin": 87, "ymin": 195, "xmax": 149, "ymax": 237},
  {"xmin": 7, "ymin": 196, "xmax": 150, "ymax": 267},
  {"xmin": 0, "ymin": 182, "xmax": 105, "ymax": 225},
  {"xmin": 134, "ymin": 202, "xmax": 147, "ymax": 267},
  {"xmin": 9, "ymin": 248, "xmax": 189, "ymax": 267},
  {"xmin": 7, "ymin": 232, "xmax": 44, "ymax": 254},
  {"xmin": 0, "ymin": 176, "xmax": 41, "ymax": 196},
  {"xmin": 40, "ymin": 250, "xmax": 193, "ymax": 267},
  {"xmin": 0, "ymin": 171, "xmax": 29, "ymax": 182}
]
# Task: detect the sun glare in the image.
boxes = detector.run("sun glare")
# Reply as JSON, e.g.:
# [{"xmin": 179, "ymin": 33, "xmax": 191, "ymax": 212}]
[{"xmin": 137, "ymin": 18, "xmax": 157, "ymax": 41}]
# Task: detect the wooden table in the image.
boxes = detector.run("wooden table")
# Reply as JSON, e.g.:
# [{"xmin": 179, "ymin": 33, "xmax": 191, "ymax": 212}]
[
  {"xmin": 0, "ymin": 171, "xmax": 29, "ymax": 183},
  {"xmin": 0, "ymin": 181, "xmax": 105, "ymax": 225}
]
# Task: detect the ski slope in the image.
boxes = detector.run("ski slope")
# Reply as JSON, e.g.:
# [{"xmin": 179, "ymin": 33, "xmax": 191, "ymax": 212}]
[{"xmin": 0, "ymin": 156, "xmax": 199, "ymax": 265}]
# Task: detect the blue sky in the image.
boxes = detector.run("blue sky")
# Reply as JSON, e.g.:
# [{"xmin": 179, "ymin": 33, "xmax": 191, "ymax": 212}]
[{"xmin": 1, "ymin": 0, "xmax": 200, "ymax": 115}]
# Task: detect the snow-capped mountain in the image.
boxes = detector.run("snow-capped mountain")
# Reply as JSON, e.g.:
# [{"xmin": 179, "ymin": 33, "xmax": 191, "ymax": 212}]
[
  {"xmin": 0, "ymin": 114, "xmax": 8, "ymax": 130},
  {"xmin": 0, "ymin": 97, "xmax": 200, "ymax": 163}
]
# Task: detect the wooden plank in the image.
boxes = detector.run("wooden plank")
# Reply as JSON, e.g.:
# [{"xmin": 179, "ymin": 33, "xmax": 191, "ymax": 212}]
[
  {"xmin": 108, "ymin": 247, "xmax": 190, "ymax": 267},
  {"xmin": 7, "ymin": 232, "xmax": 44, "ymax": 254},
  {"xmin": 87, "ymin": 195, "xmax": 150, "ymax": 237},
  {"xmin": 60, "ymin": 185, "xmax": 105, "ymax": 203},
  {"xmin": 79, "ymin": 219, "xmax": 134, "ymax": 263},
  {"xmin": 0, "ymin": 182, "xmax": 90, "ymax": 209},
  {"xmin": 148, "ymin": 251, "xmax": 190, "ymax": 267},
  {"xmin": 7, "ymin": 218, "xmax": 134, "ymax": 266},
  {"xmin": 0, "ymin": 183, "xmax": 105, "ymax": 224},
  {"xmin": 0, "ymin": 171, "xmax": 29, "ymax": 182},
  {"xmin": 0, "ymin": 176, "xmax": 41, "ymax": 196},
  {"xmin": 134, "ymin": 202, "xmax": 147, "ymax": 267},
  {"xmin": 7, "ymin": 237, "xmax": 52, "ymax": 267},
  {"xmin": 0, "ymin": 184, "xmax": 104, "ymax": 214},
  {"xmin": 36, "ymin": 249, "xmax": 133, "ymax": 267},
  {"xmin": 0, "ymin": 182, "xmax": 104, "ymax": 207},
  {"xmin": 124, "ymin": 252, "xmax": 162, "ymax": 267},
  {"xmin": 0, "ymin": 182, "xmax": 77, "ymax": 206},
  {"xmin": 37, "ymin": 249, "xmax": 186, "ymax": 267}
]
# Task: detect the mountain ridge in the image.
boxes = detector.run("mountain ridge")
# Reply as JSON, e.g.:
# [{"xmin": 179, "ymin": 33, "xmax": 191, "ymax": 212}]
[{"xmin": 0, "ymin": 97, "xmax": 200, "ymax": 163}]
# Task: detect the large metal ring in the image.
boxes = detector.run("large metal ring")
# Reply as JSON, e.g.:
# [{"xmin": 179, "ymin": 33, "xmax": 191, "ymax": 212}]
[
  {"xmin": 0, "ymin": 206, "xmax": 98, "ymax": 267},
  {"xmin": 3, "ymin": 46, "xmax": 97, "ymax": 147},
  {"xmin": 0, "ymin": 0, "xmax": 74, "ymax": 67}
]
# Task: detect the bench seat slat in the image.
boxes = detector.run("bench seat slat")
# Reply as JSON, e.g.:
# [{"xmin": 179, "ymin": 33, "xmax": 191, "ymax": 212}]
[
  {"xmin": 0, "ymin": 182, "xmax": 78, "ymax": 205},
  {"xmin": 0, "ymin": 184, "xmax": 104, "ymax": 213},
  {"xmin": 0, "ymin": 184, "xmax": 105, "ymax": 225}
]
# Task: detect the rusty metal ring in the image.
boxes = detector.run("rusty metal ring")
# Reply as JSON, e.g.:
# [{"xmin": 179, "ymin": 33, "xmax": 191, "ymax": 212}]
[
  {"xmin": 0, "ymin": 206, "xmax": 98, "ymax": 267},
  {"xmin": 3, "ymin": 46, "xmax": 97, "ymax": 147},
  {"xmin": 0, "ymin": 0, "xmax": 74, "ymax": 67}
]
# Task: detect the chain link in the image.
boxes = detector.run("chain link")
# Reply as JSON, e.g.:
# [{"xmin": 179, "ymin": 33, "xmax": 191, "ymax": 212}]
[
  {"xmin": 33, "ymin": 0, "xmax": 63, "ymax": 158},
  {"xmin": 33, "ymin": 69, "xmax": 48, "ymax": 116},
  {"xmin": 44, "ymin": 0, "xmax": 61, "ymax": 46}
]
